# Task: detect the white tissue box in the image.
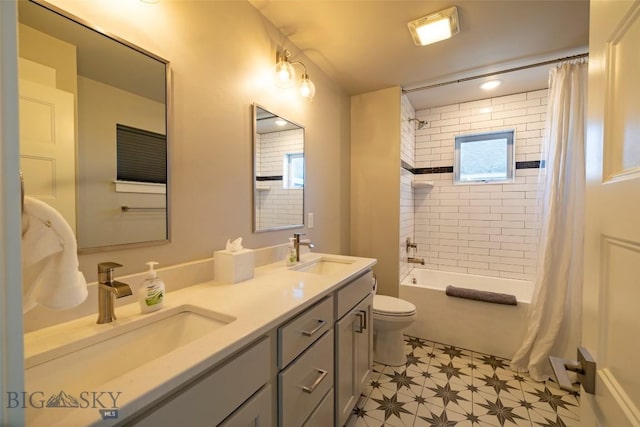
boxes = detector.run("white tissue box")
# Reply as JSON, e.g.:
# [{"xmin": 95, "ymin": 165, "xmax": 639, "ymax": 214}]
[{"xmin": 214, "ymin": 249, "xmax": 255, "ymax": 284}]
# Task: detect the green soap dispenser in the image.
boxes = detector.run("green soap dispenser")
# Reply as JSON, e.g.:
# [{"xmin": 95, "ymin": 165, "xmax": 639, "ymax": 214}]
[
  {"xmin": 286, "ymin": 237, "xmax": 297, "ymax": 266},
  {"xmin": 139, "ymin": 261, "xmax": 165, "ymax": 313}
]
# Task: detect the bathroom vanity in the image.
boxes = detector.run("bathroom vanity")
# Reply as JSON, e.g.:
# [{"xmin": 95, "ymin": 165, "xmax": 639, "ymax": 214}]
[{"xmin": 23, "ymin": 253, "xmax": 375, "ymax": 426}]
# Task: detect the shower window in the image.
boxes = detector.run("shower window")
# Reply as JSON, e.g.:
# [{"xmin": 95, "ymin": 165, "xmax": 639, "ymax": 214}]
[
  {"xmin": 283, "ymin": 152, "xmax": 304, "ymax": 189},
  {"xmin": 454, "ymin": 129, "xmax": 515, "ymax": 184}
]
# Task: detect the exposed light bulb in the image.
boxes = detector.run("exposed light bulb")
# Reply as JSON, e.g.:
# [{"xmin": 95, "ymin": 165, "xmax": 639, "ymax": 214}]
[
  {"xmin": 300, "ymin": 74, "xmax": 316, "ymax": 100},
  {"xmin": 274, "ymin": 51, "xmax": 295, "ymax": 89},
  {"xmin": 275, "ymin": 62, "xmax": 294, "ymax": 88}
]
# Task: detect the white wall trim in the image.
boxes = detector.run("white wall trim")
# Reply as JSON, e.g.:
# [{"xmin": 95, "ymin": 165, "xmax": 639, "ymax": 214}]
[{"xmin": 114, "ymin": 180, "xmax": 167, "ymax": 194}]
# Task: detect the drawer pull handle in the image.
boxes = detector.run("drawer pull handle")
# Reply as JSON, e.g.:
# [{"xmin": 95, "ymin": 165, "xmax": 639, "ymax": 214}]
[
  {"xmin": 302, "ymin": 319, "xmax": 327, "ymax": 337},
  {"xmin": 302, "ymin": 369, "xmax": 328, "ymax": 394}
]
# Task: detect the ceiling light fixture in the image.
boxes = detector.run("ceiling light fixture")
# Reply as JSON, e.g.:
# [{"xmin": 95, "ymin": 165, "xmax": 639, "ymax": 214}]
[
  {"xmin": 274, "ymin": 49, "xmax": 316, "ymax": 100},
  {"xmin": 480, "ymin": 80, "xmax": 502, "ymax": 90},
  {"xmin": 408, "ymin": 6, "xmax": 460, "ymax": 46}
]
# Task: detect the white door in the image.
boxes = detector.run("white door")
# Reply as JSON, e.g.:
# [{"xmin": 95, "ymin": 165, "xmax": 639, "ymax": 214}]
[
  {"xmin": 19, "ymin": 79, "xmax": 76, "ymax": 232},
  {"xmin": 582, "ymin": 0, "xmax": 640, "ymax": 425}
]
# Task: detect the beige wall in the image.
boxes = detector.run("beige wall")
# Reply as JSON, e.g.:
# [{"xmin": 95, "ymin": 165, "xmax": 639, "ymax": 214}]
[
  {"xmin": 351, "ymin": 87, "xmax": 401, "ymax": 297},
  {"xmin": 42, "ymin": 0, "xmax": 351, "ymax": 283},
  {"xmin": 18, "ymin": 24, "xmax": 77, "ymax": 96},
  {"xmin": 77, "ymin": 76, "xmax": 166, "ymax": 248}
]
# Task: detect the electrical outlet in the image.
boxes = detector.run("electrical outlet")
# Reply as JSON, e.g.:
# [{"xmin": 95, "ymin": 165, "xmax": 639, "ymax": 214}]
[{"xmin": 308, "ymin": 213, "xmax": 314, "ymax": 228}]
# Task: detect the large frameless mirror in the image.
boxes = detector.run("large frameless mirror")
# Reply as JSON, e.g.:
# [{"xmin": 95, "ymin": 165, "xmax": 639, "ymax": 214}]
[
  {"xmin": 253, "ymin": 104, "xmax": 304, "ymax": 232},
  {"xmin": 18, "ymin": 0, "xmax": 170, "ymax": 252}
]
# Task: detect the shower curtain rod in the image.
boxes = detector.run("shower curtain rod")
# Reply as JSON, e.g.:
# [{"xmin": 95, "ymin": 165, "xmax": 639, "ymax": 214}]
[{"xmin": 402, "ymin": 52, "xmax": 589, "ymax": 94}]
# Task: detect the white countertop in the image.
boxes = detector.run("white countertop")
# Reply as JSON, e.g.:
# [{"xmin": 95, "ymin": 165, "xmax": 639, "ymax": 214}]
[{"xmin": 23, "ymin": 253, "xmax": 376, "ymax": 426}]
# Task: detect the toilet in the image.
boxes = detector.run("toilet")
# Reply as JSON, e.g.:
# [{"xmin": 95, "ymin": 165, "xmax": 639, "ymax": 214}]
[{"xmin": 372, "ymin": 294, "xmax": 417, "ymax": 366}]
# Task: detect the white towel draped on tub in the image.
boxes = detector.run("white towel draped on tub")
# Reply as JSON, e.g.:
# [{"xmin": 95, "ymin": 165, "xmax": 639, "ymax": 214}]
[{"xmin": 22, "ymin": 196, "xmax": 87, "ymax": 313}]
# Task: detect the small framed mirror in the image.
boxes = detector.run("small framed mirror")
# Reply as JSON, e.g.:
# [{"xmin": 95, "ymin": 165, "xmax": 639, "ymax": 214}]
[{"xmin": 252, "ymin": 104, "xmax": 304, "ymax": 232}]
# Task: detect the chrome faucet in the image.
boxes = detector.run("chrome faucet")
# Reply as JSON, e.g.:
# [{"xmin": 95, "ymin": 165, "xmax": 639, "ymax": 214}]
[
  {"xmin": 293, "ymin": 233, "xmax": 315, "ymax": 262},
  {"xmin": 97, "ymin": 262, "xmax": 132, "ymax": 324}
]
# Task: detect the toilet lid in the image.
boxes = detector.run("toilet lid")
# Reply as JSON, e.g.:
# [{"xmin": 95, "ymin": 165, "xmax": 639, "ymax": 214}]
[{"xmin": 373, "ymin": 295, "xmax": 416, "ymax": 316}]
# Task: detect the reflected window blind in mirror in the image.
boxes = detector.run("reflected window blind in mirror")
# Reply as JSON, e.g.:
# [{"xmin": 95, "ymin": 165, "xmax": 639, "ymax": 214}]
[{"xmin": 116, "ymin": 124, "xmax": 167, "ymax": 184}]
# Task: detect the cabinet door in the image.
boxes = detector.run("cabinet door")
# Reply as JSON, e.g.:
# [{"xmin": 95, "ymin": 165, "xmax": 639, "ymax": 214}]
[
  {"xmin": 355, "ymin": 294, "xmax": 373, "ymax": 395},
  {"xmin": 335, "ymin": 294, "xmax": 372, "ymax": 427}
]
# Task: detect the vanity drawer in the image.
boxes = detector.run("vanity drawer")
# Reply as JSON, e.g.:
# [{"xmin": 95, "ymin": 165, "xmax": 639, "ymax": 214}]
[
  {"xmin": 336, "ymin": 270, "xmax": 373, "ymax": 319},
  {"xmin": 279, "ymin": 330, "xmax": 333, "ymax": 427},
  {"xmin": 134, "ymin": 337, "xmax": 270, "ymax": 426},
  {"xmin": 302, "ymin": 389, "xmax": 333, "ymax": 427},
  {"xmin": 278, "ymin": 296, "xmax": 333, "ymax": 369},
  {"xmin": 219, "ymin": 384, "xmax": 272, "ymax": 427}
]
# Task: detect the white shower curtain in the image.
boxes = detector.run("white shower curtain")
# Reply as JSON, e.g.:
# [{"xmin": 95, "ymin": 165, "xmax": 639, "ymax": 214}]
[{"xmin": 510, "ymin": 59, "xmax": 588, "ymax": 381}]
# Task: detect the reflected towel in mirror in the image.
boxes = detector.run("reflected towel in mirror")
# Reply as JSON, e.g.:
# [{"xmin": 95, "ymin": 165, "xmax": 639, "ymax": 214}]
[{"xmin": 22, "ymin": 196, "xmax": 87, "ymax": 313}]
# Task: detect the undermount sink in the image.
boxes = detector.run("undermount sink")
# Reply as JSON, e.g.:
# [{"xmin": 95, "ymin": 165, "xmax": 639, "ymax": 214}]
[
  {"xmin": 292, "ymin": 257, "xmax": 354, "ymax": 275},
  {"xmin": 25, "ymin": 305, "xmax": 235, "ymax": 394}
]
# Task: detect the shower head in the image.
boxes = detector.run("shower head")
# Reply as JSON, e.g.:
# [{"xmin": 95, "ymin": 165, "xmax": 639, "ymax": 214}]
[{"xmin": 409, "ymin": 118, "xmax": 428, "ymax": 129}]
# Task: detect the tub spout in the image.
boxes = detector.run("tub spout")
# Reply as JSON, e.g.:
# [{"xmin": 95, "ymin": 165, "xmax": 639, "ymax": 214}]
[{"xmin": 407, "ymin": 257, "xmax": 425, "ymax": 265}]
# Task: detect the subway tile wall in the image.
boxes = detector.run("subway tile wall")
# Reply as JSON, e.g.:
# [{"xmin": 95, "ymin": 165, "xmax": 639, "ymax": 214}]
[
  {"xmin": 399, "ymin": 95, "xmax": 416, "ymax": 281},
  {"xmin": 255, "ymin": 128, "xmax": 304, "ymax": 230},
  {"xmin": 401, "ymin": 95, "xmax": 416, "ymax": 167},
  {"xmin": 400, "ymin": 96, "xmax": 416, "ymax": 282},
  {"xmin": 408, "ymin": 90, "xmax": 547, "ymax": 281}
]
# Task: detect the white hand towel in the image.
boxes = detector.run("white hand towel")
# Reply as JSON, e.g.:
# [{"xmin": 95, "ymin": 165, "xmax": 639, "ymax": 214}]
[{"xmin": 22, "ymin": 196, "xmax": 88, "ymax": 313}]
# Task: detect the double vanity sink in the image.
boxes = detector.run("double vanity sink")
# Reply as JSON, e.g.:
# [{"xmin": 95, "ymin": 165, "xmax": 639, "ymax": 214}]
[
  {"xmin": 23, "ymin": 254, "xmax": 374, "ymax": 426},
  {"xmin": 27, "ymin": 257, "xmax": 352, "ymax": 390}
]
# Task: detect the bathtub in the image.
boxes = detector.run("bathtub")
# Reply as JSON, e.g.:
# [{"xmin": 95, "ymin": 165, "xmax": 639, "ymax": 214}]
[{"xmin": 399, "ymin": 268, "xmax": 533, "ymax": 359}]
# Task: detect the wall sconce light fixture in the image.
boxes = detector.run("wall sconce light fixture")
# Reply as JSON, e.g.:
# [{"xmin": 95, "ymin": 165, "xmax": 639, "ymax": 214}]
[
  {"xmin": 274, "ymin": 49, "xmax": 316, "ymax": 100},
  {"xmin": 408, "ymin": 6, "xmax": 460, "ymax": 46}
]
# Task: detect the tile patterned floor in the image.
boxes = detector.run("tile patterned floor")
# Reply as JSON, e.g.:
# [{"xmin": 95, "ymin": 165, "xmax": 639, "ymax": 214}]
[{"xmin": 350, "ymin": 335, "xmax": 580, "ymax": 427}]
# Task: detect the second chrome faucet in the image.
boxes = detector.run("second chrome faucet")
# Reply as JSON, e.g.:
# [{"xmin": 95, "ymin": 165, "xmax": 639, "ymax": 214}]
[{"xmin": 293, "ymin": 233, "xmax": 315, "ymax": 262}]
